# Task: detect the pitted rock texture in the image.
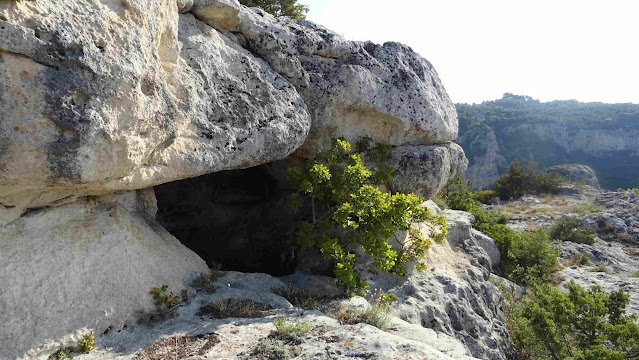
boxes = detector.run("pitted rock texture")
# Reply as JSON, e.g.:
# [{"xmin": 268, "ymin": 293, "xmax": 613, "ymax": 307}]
[
  {"xmin": 0, "ymin": 190, "xmax": 209, "ymax": 359},
  {"xmin": 0, "ymin": 0, "xmax": 462, "ymax": 220},
  {"xmin": 0, "ymin": 0, "xmax": 310, "ymax": 217},
  {"xmin": 386, "ymin": 143, "xmax": 468, "ymax": 199},
  {"xmin": 559, "ymin": 239, "xmax": 639, "ymax": 316},
  {"xmin": 595, "ymin": 191, "xmax": 639, "ymax": 242},
  {"xmin": 548, "ymin": 164, "xmax": 600, "ymax": 188},
  {"xmin": 174, "ymin": 0, "xmax": 459, "ymax": 157},
  {"xmin": 369, "ymin": 206, "xmax": 514, "ymax": 360}
]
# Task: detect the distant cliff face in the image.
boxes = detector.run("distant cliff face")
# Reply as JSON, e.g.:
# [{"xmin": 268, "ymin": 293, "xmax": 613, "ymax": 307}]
[{"xmin": 457, "ymin": 94, "xmax": 639, "ymax": 190}]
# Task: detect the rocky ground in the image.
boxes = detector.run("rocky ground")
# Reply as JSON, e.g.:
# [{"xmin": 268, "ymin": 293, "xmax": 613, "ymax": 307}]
[
  {"xmin": 22, "ymin": 204, "xmax": 514, "ymax": 360},
  {"xmin": 490, "ymin": 185, "xmax": 639, "ymax": 316}
]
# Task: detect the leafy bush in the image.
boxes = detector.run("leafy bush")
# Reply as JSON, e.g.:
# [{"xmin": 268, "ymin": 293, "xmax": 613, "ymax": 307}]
[
  {"xmin": 510, "ymin": 281, "xmax": 639, "ymax": 360},
  {"xmin": 197, "ymin": 298, "xmax": 273, "ymax": 319},
  {"xmin": 475, "ymin": 190, "xmax": 498, "ymax": 204},
  {"xmin": 494, "ymin": 159, "xmax": 562, "ymax": 200},
  {"xmin": 549, "ymin": 216, "xmax": 596, "ymax": 245},
  {"xmin": 619, "ymin": 188, "xmax": 639, "ymax": 197},
  {"xmin": 272, "ymin": 317, "xmax": 312, "ymax": 344},
  {"xmin": 441, "ymin": 179, "xmax": 558, "ymax": 286},
  {"xmin": 239, "ymin": 0, "xmax": 308, "ymax": 20},
  {"xmin": 288, "ymin": 137, "xmax": 447, "ymax": 296},
  {"xmin": 77, "ymin": 333, "xmax": 95, "ymax": 354}
]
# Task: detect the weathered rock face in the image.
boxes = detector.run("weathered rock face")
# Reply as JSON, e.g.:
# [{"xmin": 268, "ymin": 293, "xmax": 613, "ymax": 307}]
[
  {"xmin": 192, "ymin": 0, "xmax": 459, "ymax": 157},
  {"xmin": 548, "ymin": 164, "xmax": 600, "ymax": 188},
  {"xmin": 0, "ymin": 0, "xmax": 460, "ymax": 220},
  {"xmin": 456, "ymin": 123, "xmax": 506, "ymax": 189},
  {"xmin": 369, "ymin": 204, "xmax": 514, "ymax": 360},
  {"xmin": 595, "ymin": 191, "xmax": 639, "ymax": 242},
  {"xmin": 0, "ymin": 0, "xmax": 310, "ymax": 218},
  {"xmin": 0, "ymin": 190, "xmax": 209, "ymax": 359},
  {"xmin": 387, "ymin": 143, "xmax": 468, "ymax": 199}
]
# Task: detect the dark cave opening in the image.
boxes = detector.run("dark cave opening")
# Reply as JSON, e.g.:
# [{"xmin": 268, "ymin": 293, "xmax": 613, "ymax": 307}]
[{"xmin": 155, "ymin": 163, "xmax": 303, "ymax": 276}]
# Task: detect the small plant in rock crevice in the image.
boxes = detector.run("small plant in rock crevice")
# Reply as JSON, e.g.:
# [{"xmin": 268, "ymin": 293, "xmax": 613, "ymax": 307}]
[
  {"xmin": 288, "ymin": 137, "xmax": 448, "ymax": 296},
  {"xmin": 247, "ymin": 339, "xmax": 294, "ymax": 360},
  {"xmin": 150, "ymin": 285, "xmax": 180, "ymax": 307},
  {"xmin": 77, "ymin": 333, "xmax": 95, "ymax": 353},
  {"xmin": 48, "ymin": 347, "xmax": 73, "ymax": 360},
  {"xmin": 336, "ymin": 290, "xmax": 398, "ymax": 331},
  {"xmin": 272, "ymin": 317, "xmax": 313, "ymax": 345},
  {"xmin": 138, "ymin": 285, "xmax": 181, "ymax": 326}
]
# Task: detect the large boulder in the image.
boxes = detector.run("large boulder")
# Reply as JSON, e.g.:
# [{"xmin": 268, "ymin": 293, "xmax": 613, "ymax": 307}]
[
  {"xmin": 0, "ymin": 190, "xmax": 209, "ymax": 359},
  {"xmin": 0, "ymin": 0, "xmax": 310, "ymax": 218},
  {"xmin": 192, "ymin": 1, "xmax": 459, "ymax": 157},
  {"xmin": 386, "ymin": 143, "xmax": 468, "ymax": 199},
  {"xmin": 548, "ymin": 164, "xmax": 600, "ymax": 188}
]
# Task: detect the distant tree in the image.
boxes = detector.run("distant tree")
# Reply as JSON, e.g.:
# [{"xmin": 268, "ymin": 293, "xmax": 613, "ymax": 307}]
[
  {"xmin": 239, "ymin": 0, "xmax": 309, "ymax": 20},
  {"xmin": 494, "ymin": 159, "xmax": 562, "ymax": 199}
]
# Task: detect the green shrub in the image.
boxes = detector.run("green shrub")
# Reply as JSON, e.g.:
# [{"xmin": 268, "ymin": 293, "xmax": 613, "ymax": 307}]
[
  {"xmin": 77, "ymin": 333, "xmax": 95, "ymax": 354},
  {"xmin": 239, "ymin": 0, "xmax": 308, "ymax": 20},
  {"xmin": 442, "ymin": 178, "xmax": 558, "ymax": 286},
  {"xmin": 272, "ymin": 317, "xmax": 312, "ymax": 345},
  {"xmin": 619, "ymin": 188, "xmax": 639, "ymax": 197},
  {"xmin": 197, "ymin": 298, "xmax": 273, "ymax": 319},
  {"xmin": 510, "ymin": 281, "xmax": 639, "ymax": 359},
  {"xmin": 475, "ymin": 190, "xmax": 498, "ymax": 204},
  {"xmin": 549, "ymin": 216, "xmax": 595, "ymax": 245},
  {"xmin": 48, "ymin": 347, "xmax": 72, "ymax": 360},
  {"xmin": 288, "ymin": 137, "xmax": 447, "ymax": 296},
  {"xmin": 494, "ymin": 159, "xmax": 562, "ymax": 200}
]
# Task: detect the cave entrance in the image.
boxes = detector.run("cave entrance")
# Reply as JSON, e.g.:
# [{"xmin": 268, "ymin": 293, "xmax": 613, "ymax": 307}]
[{"xmin": 154, "ymin": 163, "xmax": 300, "ymax": 276}]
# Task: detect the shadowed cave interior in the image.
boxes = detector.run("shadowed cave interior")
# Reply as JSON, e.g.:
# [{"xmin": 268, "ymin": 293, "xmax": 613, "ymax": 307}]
[{"xmin": 155, "ymin": 163, "xmax": 309, "ymax": 277}]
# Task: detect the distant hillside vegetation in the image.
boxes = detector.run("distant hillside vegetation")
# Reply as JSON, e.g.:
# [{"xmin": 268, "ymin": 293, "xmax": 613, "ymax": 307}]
[{"xmin": 456, "ymin": 94, "xmax": 639, "ymax": 190}]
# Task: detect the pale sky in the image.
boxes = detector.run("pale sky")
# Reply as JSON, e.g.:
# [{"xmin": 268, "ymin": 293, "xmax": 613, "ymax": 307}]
[{"xmin": 298, "ymin": 0, "xmax": 639, "ymax": 104}]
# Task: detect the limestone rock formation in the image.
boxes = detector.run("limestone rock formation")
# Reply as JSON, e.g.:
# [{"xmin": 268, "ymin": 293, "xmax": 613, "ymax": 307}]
[
  {"xmin": 0, "ymin": 0, "xmax": 467, "ymax": 357},
  {"xmin": 0, "ymin": 190, "xmax": 209, "ymax": 359},
  {"xmin": 192, "ymin": 0, "xmax": 459, "ymax": 156},
  {"xmin": 0, "ymin": 0, "xmax": 310, "ymax": 219},
  {"xmin": 385, "ymin": 208, "xmax": 514, "ymax": 360},
  {"xmin": 548, "ymin": 164, "xmax": 600, "ymax": 188},
  {"xmin": 387, "ymin": 143, "xmax": 468, "ymax": 199}
]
